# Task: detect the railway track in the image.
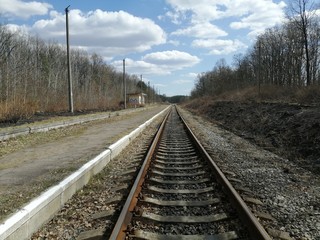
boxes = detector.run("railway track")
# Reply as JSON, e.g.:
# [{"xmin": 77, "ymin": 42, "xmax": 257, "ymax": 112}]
[{"xmin": 109, "ymin": 106, "xmax": 271, "ymax": 240}]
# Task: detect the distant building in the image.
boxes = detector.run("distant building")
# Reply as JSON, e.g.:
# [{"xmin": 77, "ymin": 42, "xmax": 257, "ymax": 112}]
[{"xmin": 127, "ymin": 93, "xmax": 147, "ymax": 107}]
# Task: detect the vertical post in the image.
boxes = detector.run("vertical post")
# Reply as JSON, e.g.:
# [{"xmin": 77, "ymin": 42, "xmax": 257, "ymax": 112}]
[
  {"xmin": 148, "ymin": 81, "xmax": 150, "ymax": 104},
  {"xmin": 258, "ymin": 40, "xmax": 261, "ymax": 98},
  {"xmin": 153, "ymin": 85, "xmax": 155, "ymax": 104},
  {"xmin": 140, "ymin": 74, "xmax": 143, "ymax": 105},
  {"xmin": 140, "ymin": 75, "xmax": 142, "ymax": 94},
  {"xmin": 123, "ymin": 59, "xmax": 126, "ymax": 109},
  {"xmin": 65, "ymin": 5, "xmax": 74, "ymax": 113}
]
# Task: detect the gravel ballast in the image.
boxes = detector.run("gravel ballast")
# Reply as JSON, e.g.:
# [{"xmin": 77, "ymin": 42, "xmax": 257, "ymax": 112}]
[
  {"xmin": 179, "ymin": 107, "xmax": 320, "ymax": 240},
  {"xmin": 4, "ymin": 105, "xmax": 319, "ymax": 239}
]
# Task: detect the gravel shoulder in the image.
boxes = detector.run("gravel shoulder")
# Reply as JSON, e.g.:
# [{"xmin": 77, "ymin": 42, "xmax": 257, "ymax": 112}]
[
  {"xmin": 179, "ymin": 107, "xmax": 320, "ymax": 240},
  {"xmin": 0, "ymin": 105, "xmax": 167, "ymax": 222}
]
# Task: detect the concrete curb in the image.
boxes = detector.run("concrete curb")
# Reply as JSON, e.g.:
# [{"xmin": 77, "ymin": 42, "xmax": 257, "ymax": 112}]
[{"xmin": 0, "ymin": 106, "xmax": 170, "ymax": 240}]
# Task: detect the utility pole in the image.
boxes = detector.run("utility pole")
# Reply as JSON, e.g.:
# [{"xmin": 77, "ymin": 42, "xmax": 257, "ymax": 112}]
[
  {"xmin": 140, "ymin": 74, "xmax": 143, "ymax": 105},
  {"xmin": 153, "ymin": 85, "xmax": 155, "ymax": 104},
  {"xmin": 148, "ymin": 81, "xmax": 150, "ymax": 104},
  {"xmin": 258, "ymin": 39, "xmax": 261, "ymax": 98},
  {"xmin": 140, "ymin": 74, "xmax": 143, "ymax": 94},
  {"xmin": 65, "ymin": 5, "xmax": 74, "ymax": 113},
  {"xmin": 123, "ymin": 59, "xmax": 126, "ymax": 109}
]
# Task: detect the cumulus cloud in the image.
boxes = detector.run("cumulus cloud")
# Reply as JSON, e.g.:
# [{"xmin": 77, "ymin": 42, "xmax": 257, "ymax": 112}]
[
  {"xmin": 172, "ymin": 22, "xmax": 227, "ymax": 39},
  {"xmin": 229, "ymin": 0, "xmax": 287, "ymax": 36},
  {"xmin": 113, "ymin": 58, "xmax": 171, "ymax": 76},
  {"xmin": 165, "ymin": 0, "xmax": 286, "ymax": 38},
  {"xmin": 192, "ymin": 39, "xmax": 247, "ymax": 55},
  {"xmin": 168, "ymin": 40, "xmax": 180, "ymax": 46},
  {"xmin": 186, "ymin": 72, "xmax": 198, "ymax": 78},
  {"xmin": 19, "ymin": 9, "xmax": 166, "ymax": 59},
  {"xmin": 163, "ymin": 10, "xmax": 187, "ymax": 25},
  {"xmin": 165, "ymin": 0, "xmax": 225, "ymax": 23},
  {"xmin": 113, "ymin": 50, "xmax": 200, "ymax": 76},
  {"xmin": 0, "ymin": 0, "xmax": 52, "ymax": 19},
  {"xmin": 142, "ymin": 50, "xmax": 200, "ymax": 67},
  {"xmin": 173, "ymin": 79, "xmax": 193, "ymax": 84}
]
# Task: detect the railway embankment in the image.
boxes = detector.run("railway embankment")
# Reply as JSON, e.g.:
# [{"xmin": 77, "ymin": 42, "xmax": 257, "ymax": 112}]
[{"xmin": 184, "ymin": 100, "xmax": 320, "ymax": 174}]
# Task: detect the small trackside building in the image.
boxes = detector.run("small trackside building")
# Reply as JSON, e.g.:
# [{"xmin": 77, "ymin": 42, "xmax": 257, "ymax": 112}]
[{"xmin": 127, "ymin": 93, "xmax": 147, "ymax": 107}]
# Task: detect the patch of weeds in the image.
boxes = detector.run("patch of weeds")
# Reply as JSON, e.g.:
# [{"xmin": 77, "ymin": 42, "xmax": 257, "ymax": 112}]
[
  {"xmin": 0, "ymin": 165, "xmax": 83, "ymax": 222},
  {"xmin": 0, "ymin": 125, "xmax": 86, "ymax": 158},
  {"xmin": 0, "ymin": 188, "xmax": 39, "ymax": 222}
]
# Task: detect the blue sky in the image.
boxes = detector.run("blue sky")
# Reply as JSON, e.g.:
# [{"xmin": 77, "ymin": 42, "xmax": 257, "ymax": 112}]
[{"xmin": 0, "ymin": 0, "xmax": 288, "ymax": 96}]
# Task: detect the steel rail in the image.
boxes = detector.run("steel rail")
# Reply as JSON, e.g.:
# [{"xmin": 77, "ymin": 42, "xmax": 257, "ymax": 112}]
[
  {"xmin": 109, "ymin": 106, "xmax": 172, "ymax": 240},
  {"xmin": 176, "ymin": 106, "xmax": 271, "ymax": 240},
  {"xmin": 110, "ymin": 105, "xmax": 271, "ymax": 240}
]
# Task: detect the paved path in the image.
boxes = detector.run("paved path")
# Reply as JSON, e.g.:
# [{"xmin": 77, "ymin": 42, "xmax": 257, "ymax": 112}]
[{"xmin": 0, "ymin": 105, "xmax": 167, "ymax": 221}]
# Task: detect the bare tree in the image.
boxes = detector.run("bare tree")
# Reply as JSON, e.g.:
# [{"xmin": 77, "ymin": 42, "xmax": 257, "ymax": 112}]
[
  {"xmin": 0, "ymin": 24, "xmax": 152, "ymax": 122},
  {"xmin": 288, "ymin": 0, "xmax": 317, "ymax": 85}
]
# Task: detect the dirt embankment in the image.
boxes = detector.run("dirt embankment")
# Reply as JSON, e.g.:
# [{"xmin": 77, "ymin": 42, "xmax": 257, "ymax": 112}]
[{"xmin": 184, "ymin": 100, "xmax": 320, "ymax": 173}]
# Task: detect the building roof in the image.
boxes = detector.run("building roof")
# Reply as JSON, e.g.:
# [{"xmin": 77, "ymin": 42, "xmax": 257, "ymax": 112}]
[{"xmin": 127, "ymin": 92, "xmax": 147, "ymax": 96}]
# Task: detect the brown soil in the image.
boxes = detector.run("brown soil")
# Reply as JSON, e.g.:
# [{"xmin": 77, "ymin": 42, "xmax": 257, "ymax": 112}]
[{"xmin": 184, "ymin": 99, "xmax": 320, "ymax": 173}]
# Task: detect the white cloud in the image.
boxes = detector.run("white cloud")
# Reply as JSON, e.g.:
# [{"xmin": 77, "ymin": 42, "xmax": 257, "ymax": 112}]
[
  {"xmin": 165, "ymin": 0, "xmax": 225, "ymax": 23},
  {"xmin": 186, "ymin": 72, "xmax": 198, "ymax": 78},
  {"xmin": 172, "ymin": 22, "xmax": 227, "ymax": 39},
  {"xmin": 168, "ymin": 40, "xmax": 180, "ymax": 46},
  {"xmin": 192, "ymin": 39, "xmax": 247, "ymax": 55},
  {"xmin": 162, "ymin": 0, "xmax": 286, "ymax": 57},
  {"xmin": 0, "ymin": 0, "xmax": 52, "ymax": 19},
  {"xmin": 142, "ymin": 50, "xmax": 200, "ymax": 68},
  {"xmin": 113, "ymin": 50, "xmax": 200, "ymax": 76},
  {"xmin": 165, "ymin": 0, "xmax": 286, "ymax": 37},
  {"xmin": 229, "ymin": 0, "xmax": 287, "ymax": 36},
  {"xmin": 173, "ymin": 79, "xmax": 193, "ymax": 84},
  {"xmin": 14, "ymin": 9, "xmax": 166, "ymax": 59},
  {"xmin": 164, "ymin": 10, "xmax": 186, "ymax": 25},
  {"xmin": 113, "ymin": 58, "xmax": 171, "ymax": 76},
  {"xmin": 5, "ymin": 24, "xmax": 28, "ymax": 33}
]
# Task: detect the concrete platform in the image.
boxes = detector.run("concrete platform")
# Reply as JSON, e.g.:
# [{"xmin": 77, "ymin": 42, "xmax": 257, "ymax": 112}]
[{"xmin": 0, "ymin": 105, "xmax": 169, "ymax": 240}]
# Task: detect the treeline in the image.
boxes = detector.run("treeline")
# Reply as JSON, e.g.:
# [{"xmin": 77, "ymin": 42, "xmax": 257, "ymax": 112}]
[
  {"xmin": 191, "ymin": 1, "xmax": 320, "ymax": 101},
  {"xmin": 0, "ymin": 25, "xmax": 159, "ymax": 122},
  {"xmin": 164, "ymin": 95, "xmax": 189, "ymax": 103}
]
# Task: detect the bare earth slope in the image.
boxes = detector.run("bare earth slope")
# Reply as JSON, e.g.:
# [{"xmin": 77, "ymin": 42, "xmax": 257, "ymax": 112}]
[{"xmin": 184, "ymin": 101, "xmax": 320, "ymax": 173}]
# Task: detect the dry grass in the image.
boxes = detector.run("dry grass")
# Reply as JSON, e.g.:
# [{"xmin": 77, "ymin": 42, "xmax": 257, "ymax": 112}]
[
  {"xmin": 0, "ymin": 165, "xmax": 81, "ymax": 222},
  {"xmin": 0, "ymin": 100, "xmax": 39, "ymax": 123},
  {"xmin": 294, "ymin": 86, "xmax": 320, "ymax": 104},
  {"xmin": 0, "ymin": 95, "xmax": 121, "ymax": 124},
  {"xmin": 189, "ymin": 85, "xmax": 320, "ymax": 105}
]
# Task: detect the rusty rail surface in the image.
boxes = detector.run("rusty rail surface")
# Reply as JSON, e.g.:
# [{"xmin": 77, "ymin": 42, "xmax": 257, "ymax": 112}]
[
  {"xmin": 177, "ymin": 107, "xmax": 271, "ymax": 240},
  {"xmin": 109, "ymin": 106, "xmax": 172, "ymax": 239},
  {"xmin": 109, "ymin": 105, "xmax": 271, "ymax": 240}
]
